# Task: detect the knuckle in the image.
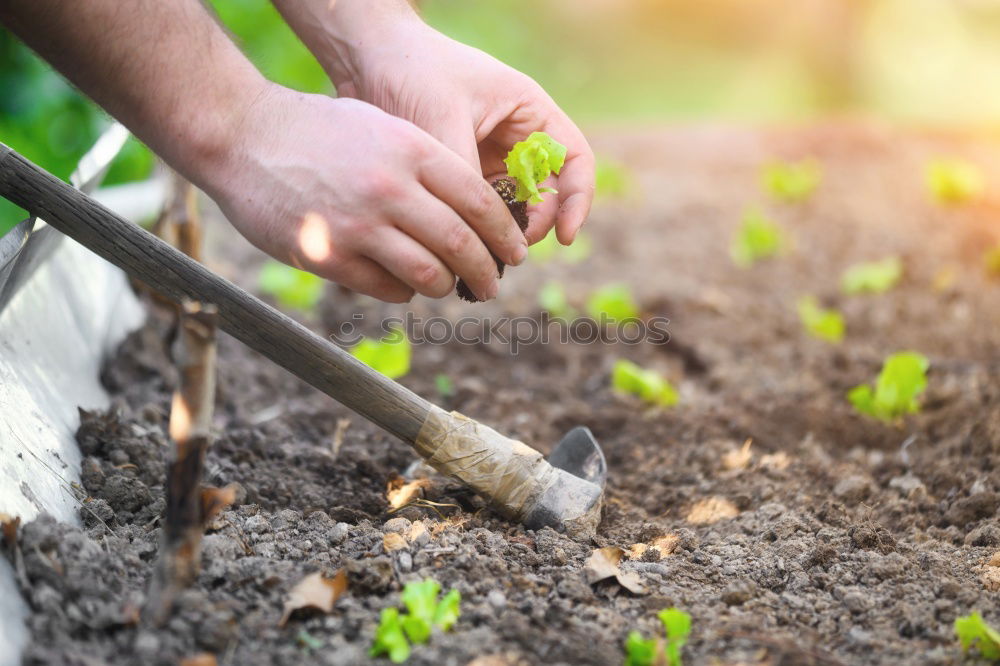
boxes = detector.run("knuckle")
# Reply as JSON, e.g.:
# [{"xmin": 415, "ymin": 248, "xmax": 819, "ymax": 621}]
[
  {"xmin": 466, "ymin": 183, "xmax": 497, "ymax": 221},
  {"xmin": 361, "ymin": 172, "xmax": 401, "ymax": 201},
  {"xmin": 412, "ymin": 261, "xmax": 447, "ymax": 295},
  {"xmin": 444, "ymin": 224, "xmax": 476, "ymax": 258}
]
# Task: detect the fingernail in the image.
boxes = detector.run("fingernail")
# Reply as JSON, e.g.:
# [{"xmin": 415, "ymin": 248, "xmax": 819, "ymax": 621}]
[
  {"xmin": 512, "ymin": 243, "xmax": 528, "ymax": 266},
  {"xmin": 485, "ymin": 280, "xmax": 499, "ymax": 300}
]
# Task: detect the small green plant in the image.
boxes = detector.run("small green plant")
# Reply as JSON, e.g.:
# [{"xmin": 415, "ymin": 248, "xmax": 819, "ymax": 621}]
[
  {"xmin": 504, "ymin": 131, "xmax": 567, "ymax": 203},
  {"xmin": 587, "ymin": 284, "xmax": 640, "ymax": 322},
  {"xmin": 350, "ymin": 327, "xmax": 411, "ymax": 379},
  {"xmin": 295, "ymin": 629, "xmax": 323, "ymax": 652},
  {"xmin": 258, "ymin": 260, "xmax": 324, "ymax": 311},
  {"xmin": 796, "ymin": 296, "xmax": 845, "ymax": 343},
  {"xmin": 595, "ymin": 156, "xmax": 631, "ymax": 199},
  {"xmin": 623, "ymin": 608, "xmax": 692, "ymax": 666},
  {"xmin": 538, "ymin": 281, "xmax": 577, "ymax": 320},
  {"xmin": 370, "ymin": 580, "xmax": 461, "ymax": 663},
  {"xmin": 731, "ymin": 209, "xmax": 785, "ymax": 267},
  {"xmin": 956, "ymin": 611, "xmax": 1000, "ymax": 661},
  {"xmin": 926, "ymin": 158, "xmax": 985, "ymax": 204},
  {"xmin": 841, "ymin": 257, "xmax": 903, "ymax": 295},
  {"xmin": 848, "ymin": 351, "xmax": 929, "ymax": 422},
  {"xmin": 434, "ymin": 374, "xmax": 455, "ymax": 399},
  {"xmin": 761, "ymin": 159, "xmax": 822, "ymax": 202},
  {"xmin": 612, "ymin": 360, "xmax": 679, "ymax": 407},
  {"xmin": 529, "ymin": 230, "xmax": 592, "ymax": 264}
]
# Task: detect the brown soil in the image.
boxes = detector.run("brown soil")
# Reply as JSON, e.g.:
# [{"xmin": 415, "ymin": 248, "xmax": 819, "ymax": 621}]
[
  {"xmin": 10, "ymin": 124, "xmax": 1000, "ymax": 666},
  {"xmin": 456, "ymin": 177, "xmax": 529, "ymax": 302}
]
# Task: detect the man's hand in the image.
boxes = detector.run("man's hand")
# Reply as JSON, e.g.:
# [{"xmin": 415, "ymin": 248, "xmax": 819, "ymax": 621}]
[
  {"xmin": 208, "ymin": 86, "xmax": 526, "ymax": 303},
  {"xmin": 275, "ymin": 0, "xmax": 596, "ymax": 246}
]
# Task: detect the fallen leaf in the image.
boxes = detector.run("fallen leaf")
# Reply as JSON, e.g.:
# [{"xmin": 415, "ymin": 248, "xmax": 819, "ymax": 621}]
[
  {"xmin": 386, "ymin": 476, "xmax": 432, "ymax": 512},
  {"xmin": 686, "ymin": 497, "xmax": 740, "ymax": 525},
  {"xmin": 629, "ymin": 534, "xmax": 681, "ymax": 560},
  {"xmin": 760, "ymin": 452, "xmax": 791, "ymax": 471},
  {"xmin": 983, "ymin": 568, "xmax": 1000, "ymax": 592},
  {"xmin": 200, "ymin": 484, "xmax": 238, "ymax": 524},
  {"xmin": 722, "ymin": 439, "xmax": 753, "ymax": 471},
  {"xmin": 987, "ymin": 551, "xmax": 1000, "ymax": 568},
  {"xmin": 278, "ymin": 569, "xmax": 348, "ymax": 627},
  {"xmin": 408, "ymin": 520, "xmax": 429, "ymax": 544},
  {"xmin": 383, "ymin": 532, "xmax": 408, "ymax": 552},
  {"xmin": 179, "ymin": 654, "xmax": 217, "ymax": 666},
  {"xmin": 584, "ymin": 547, "xmax": 646, "ymax": 594}
]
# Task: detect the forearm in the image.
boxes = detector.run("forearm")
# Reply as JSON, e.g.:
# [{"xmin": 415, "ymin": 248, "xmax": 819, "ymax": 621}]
[{"xmin": 0, "ymin": 0, "xmax": 267, "ymax": 188}]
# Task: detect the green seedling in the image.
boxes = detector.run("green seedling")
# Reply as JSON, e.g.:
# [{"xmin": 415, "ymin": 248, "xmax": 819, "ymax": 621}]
[
  {"xmin": 761, "ymin": 159, "xmax": 822, "ymax": 202},
  {"xmin": 529, "ymin": 230, "xmax": 592, "ymax": 264},
  {"xmin": 796, "ymin": 296, "xmax": 845, "ymax": 343},
  {"xmin": 595, "ymin": 156, "xmax": 631, "ymax": 200},
  {"xmin": 848, "ymin": 351, "xmax": 929, "ymax": 423},
  {"xmin": 587, "ymin": 284, "xmax": 640, "ymax": 322},
  {"xmin": 731, "ymin": 209, "xmax": 784, "ymax": 267},
  {"xmin": 956, "ymin": 611, "xmax": 1000, "ymax": 660},
  {"xmin": 926, "ymin": 158, "xmax": 985, "ymax": 205},
  {"xmin": 350, "ymin": 326, "xmax": 411, "ymax": 380},
  {"xmin": 505, "ymin": 131, "xmax": 567, "ymax": 203},
  {"xmin": 258, "ymin": 260, "xmax": 324, "ymax": 311},
  {"xmin": 841, "ymin": 257, "xmax": 903, "ymax": 295},
  {"xmin": 538, "ymin": 281, "xmax": 577, "ymax": 320},
  {"xmin": 434, "ymin": 374, "xmax": 455, "ymax": 399},
  {"xmin": 371, "ymin": 580, "xmax": 461, "ymax": 663},
  {"xmin": 295, "ymin": 629, "xmax": 323, "ymax": 652},
  {"xmin": 623, "ymin": 608, "xmax": 692, "ymax": 666},
  {"xmin": 612, "ymin": 360, "xmax": 679, "ymax": 407}
]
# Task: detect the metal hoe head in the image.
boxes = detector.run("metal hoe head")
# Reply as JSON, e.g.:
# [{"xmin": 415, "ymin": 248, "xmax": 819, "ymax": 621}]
[{"xmin": 522, "ymin": 426, "xmax": 607, "ymax": 539}]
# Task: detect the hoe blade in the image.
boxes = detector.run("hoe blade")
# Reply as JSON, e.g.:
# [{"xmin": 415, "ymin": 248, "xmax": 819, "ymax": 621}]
[{"xmin": 548, "ymin": 426, "xmax": 607, "ymax": 489}]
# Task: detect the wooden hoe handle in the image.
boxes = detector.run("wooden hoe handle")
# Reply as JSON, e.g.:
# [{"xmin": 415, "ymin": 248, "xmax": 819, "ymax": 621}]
[{"xmin": 0, "ymin": 143, "xmax": 434, "ymax": 445}]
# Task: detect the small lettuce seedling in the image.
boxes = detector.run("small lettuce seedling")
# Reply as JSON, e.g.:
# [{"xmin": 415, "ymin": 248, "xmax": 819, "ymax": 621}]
[
  {"xmin": 587, "ymin": 284, "xmax": 641, "ymax": 322},
  {"xmin": 612, "ymin": 360, "xmax": 679, "ymax": 407},
  {"xmin": 761, "ymin": 159, "xmax": 822, "ymax": 202},
  {"xmin": 529, "ymin": 230, "xmax": 593, "ymax": 264},
  {"xmin": 797, "ymin": 296, "xmax": 845, "ymax": 343},
  {"xmin": 926, "ymin": 158, "xmax": 985, "ymax": 205},
  {"xmin": 505, "ymin": 131, "xmax": 567, "ymax": 204},
  {"xmin": 371, "ymin": 580, "xmax": 461, "ymax": 663},
  {"xmin": 841, "ymin": 257, "xmax": 902, "ymax": 295},
  {"xmin": 623, "ymin": 608, "xmax": 692, "ymax": 666},
  {"xmin": 595, "ymin": 156, "xmax": 631, "ymax": 200},
  {"xmin": 258, "ymin": 260, "xmax": 324, "ymax": 311},
  {"xmin": 434, "ymin": 374, "xmax": 455, "ymax": 399},
  {"xmin": 955, "ymin": 611, "xmax": 1000, "ymax": 660},
  {"xmin": 848, "ymin": 351, "xmax": 929, "ymax": 422},
  {"xmin": 731, "ymin": 209, "xmax": 785, "ymax": 267},
  {"xmin": 539, "ymin": 281, "xmax": 577, "ymax": 320},
  {"xmin": 350, "ymin": 327, "xmax": 411, "ymax": 379}
]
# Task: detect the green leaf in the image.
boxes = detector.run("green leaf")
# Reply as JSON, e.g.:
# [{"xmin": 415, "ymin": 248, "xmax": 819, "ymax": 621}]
[
  {"xmin": 658, "ymin": 608, "xmax": 691, "ymax": 666},
  {"xmin": 296, "ymin": 629, "xmax": 323, "ymax": 652},
  {"xmin": 955, "ymin": 612, "xmax": 1000, "ymax": 660},
  {"xmin": 796, "ymin": 296, "xmax": 845, "ymax": 343},
  {"xmin": 350, "ymin": 327, "xmax": 411, "ymax": 380},
  {"xmin": 848, "ymin": 351, "xmax": 929, "ymax": 422},
  {"xmin": 841, "ymin": 257, "xmax": 903, "ymax": 295},
  {"xmin": 258, "ymin": 260, "xmax": 324, "ymax": 311},
  {"xmin": 731, "ymin": 209, "xmax": 784, "ymax": 267},
  {"xmin": 595, "ymin": 156, "xmax": 631, "ymax": 200},
  {"xmin": 370, "ymin": 608, "xmax": 411, "ymax": 663},
  {"xmin": 432, "ymin": 589, "xmax": 461, "ymax": 631},
  {"xmin": 528, "ymin": 230, "xmax": 592, "ymax": 264},
  {"xmin": 926, "ymin": 158, "xmax": 984, "ymax": 205},
  {"xmin": 400, "ymin": 580, "xmax": 439, "ymax": 644},
  {"xmin": 612, "ymin": 360, "xmax": 679, "ymax": 407},
  {"xmin": 504, "ymin": 131, "xmax": 567, "ymax": 204},
  {"xmin": 623, "ymin": 630, "xmax": 657, "ymax": 666},
  {"xmin": 587, "ymin": 284, "xmax": 640, "ymax": 322},
  {"xmin": 761, "ymin": 160, "xmax": 822, "ymax": 202},
  {"xmin": 539, "ymin": 281, "xmax": 577, "ymax": 320},
  {"xmin": 434, "ymin": 374, "xmax": 455, "ymax": 399}
]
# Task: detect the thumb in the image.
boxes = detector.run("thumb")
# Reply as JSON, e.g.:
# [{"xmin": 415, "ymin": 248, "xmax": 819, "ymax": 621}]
[{"xmin": 432, "ymin": 121, "xmax": 483, "ymax": 176}]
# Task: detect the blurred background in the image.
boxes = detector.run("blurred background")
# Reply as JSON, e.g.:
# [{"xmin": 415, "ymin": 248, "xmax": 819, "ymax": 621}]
[{"xmin": 4, "ymin": 0, "xmax": 1000, "ymax": 233}]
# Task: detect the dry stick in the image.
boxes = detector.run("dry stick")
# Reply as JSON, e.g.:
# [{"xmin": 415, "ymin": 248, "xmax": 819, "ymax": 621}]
[{"xmin": 146, "ymin": 301, "xmax": 234, "ymax": 625}]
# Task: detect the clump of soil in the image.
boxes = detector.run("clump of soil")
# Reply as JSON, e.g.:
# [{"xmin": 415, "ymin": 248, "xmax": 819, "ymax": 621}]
[
  {"xmin": 8, "ymin": 126, "xmax": 1000, "ymax": 665},
  {"xmin": 456, "ymin": 177, "xmax": 529, "ymax": 303}
]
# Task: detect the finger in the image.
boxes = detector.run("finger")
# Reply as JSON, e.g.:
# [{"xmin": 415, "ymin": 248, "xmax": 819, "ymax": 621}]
[
  {"xmin": 360, "ymin": 227, "xmax": 457, "ymax": 299},
  {"xmin": 553, "ymin": 146, "xmax": 596, "ymax": 245},
  {"xmin": 433, "ymin": 118, "xmax": 484, "ymax": 175},
  {"xmin": 394, "ymin": 190, "xmax": 501, "ymax": 301},
  {"xmin": 417, "ymin": 145, "xmax": 527, "ymax": 268},
  {"xmin": 300, "ymin": 252, "xmax": 415, "ymax": 304},
  {"xmin": 522, "ymin": 175, "xmax": 560, "ymax": 245}
]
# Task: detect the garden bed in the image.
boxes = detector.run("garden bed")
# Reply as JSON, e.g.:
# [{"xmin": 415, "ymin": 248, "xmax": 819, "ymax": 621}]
[{"xmin": 12, "ymin": 124, "xmax": 1000, "ymax": 665}]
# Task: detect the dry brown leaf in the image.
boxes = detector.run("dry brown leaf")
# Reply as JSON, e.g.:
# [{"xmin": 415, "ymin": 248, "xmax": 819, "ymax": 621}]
[
  {"xmin": 628, "ymin": 534, "xmax": 680, "ymax": 561},
  {"xmin": 987, "ymin": 551, "xmax": 1000, "ymax": 568},
  {"xmin": 386, "ymin": 476, "xmax": 432, "ymax": 512},
  {"xmin": 383, "ymin": 532, "xmax": 408, "ymax": 552},
  {"xmin": 983, "ymin": 567, "xmax": 1000, "ymax": 592},
  {"xmin": 0, "ymin": 512, "xmax": 20, "ymax": 545},
  {"xmin": 584, "ymin": 547, "xmax": 646, "ymax": 594},
  {"xmin": 200, "ymin": 484, "xmax": 238, "ymax": 524},
  {"xmin": 278, "ymin": 569, "xmax": 347, "ymax": 627},
  {"xmin": 687, "ymin": 497, "xmax": 740, "ymax": 525},
  {"xmin": 180, "ymin": 654, "xmax": 217, "ymax": 666},
  {"xmin": 722, "ymin": 439, "xmax": 753, "ymax": 471},
  {"xmin": 760, "ymin": 451, "xmax": 791, "ymax": 471},
  {"xmin": 408, "ymin": 520, "xmax": 429, "ymax": 544}
]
